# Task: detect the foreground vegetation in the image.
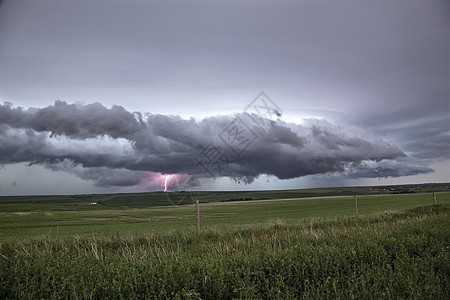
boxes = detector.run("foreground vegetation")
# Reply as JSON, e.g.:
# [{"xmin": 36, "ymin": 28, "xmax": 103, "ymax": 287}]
[{"xmin": 1, "ymin": 204, "xmax": 449, "ymax": 299}]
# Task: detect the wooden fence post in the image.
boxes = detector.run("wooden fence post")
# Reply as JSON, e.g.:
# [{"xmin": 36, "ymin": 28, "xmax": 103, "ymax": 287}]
[
  {"xmin": 196, "ymin": 200, "xmax": 200, "ymax": 233},
  {"xmin": 433, "ymin": 192, "xmax": 437, "ymax": 205},
  {"xmin": 354, "ymin": 195, "xmax": 358, "ymax": 216}
]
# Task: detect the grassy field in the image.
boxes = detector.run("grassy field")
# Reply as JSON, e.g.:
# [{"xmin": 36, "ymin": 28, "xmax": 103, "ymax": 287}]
[
  {"xmin": 1, "ymin": 184, "xmax": 449, "ymax": 298},
  {"xmin": 1, "ymin": 204, "xmax": 449, "ymax": 299},
  {"xmin": 0, "ymin": 189, "xmax": 449, "ymax": 238},
  {"xmin": 1, "ymin": 183, "xmax": 449, "ymax": 207}
]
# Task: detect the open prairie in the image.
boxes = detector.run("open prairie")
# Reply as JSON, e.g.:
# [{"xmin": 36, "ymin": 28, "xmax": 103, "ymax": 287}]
[
  {"xmin": 0, "ymin": 184, "xmax": 449, "ymax": 238},
  {"xmin": 1, "ymin": 184, "xmax": 449, "ymax": 298}
]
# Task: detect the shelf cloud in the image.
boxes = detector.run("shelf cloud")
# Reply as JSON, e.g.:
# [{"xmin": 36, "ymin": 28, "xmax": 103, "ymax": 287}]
[{"xmin": 0, "ymin": 101, "xmax": 433, "ymax": 188}]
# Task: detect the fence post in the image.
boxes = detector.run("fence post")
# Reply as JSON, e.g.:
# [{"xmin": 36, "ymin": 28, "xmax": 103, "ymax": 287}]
[
  {"xmin": 433, "ymin": 192, "xmax": 437, "ymax": 205},
  {"xmin": 196, "ymin": 200, "xmax": 201, "ymax": 233},
  {"xmin": 354, "ymin": 195, "xmax": 358, "ymax": 216}
]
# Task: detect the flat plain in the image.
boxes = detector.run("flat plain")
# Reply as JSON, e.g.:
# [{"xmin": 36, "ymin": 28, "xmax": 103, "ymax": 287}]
[
  {"xmin": 1, "ymin": 183, "xmax": 449, "ymax": 299},
  {"xmin": 1, "ymin": 184, "xmax": 449, "ymax": 238}
]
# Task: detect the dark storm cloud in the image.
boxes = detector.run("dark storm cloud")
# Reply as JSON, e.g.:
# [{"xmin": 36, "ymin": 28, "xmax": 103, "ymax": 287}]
[
  {"xmin": 0, "ymin": 101, "xmax": 432, "ymax": 187},
  {"xmin": 333, "ymin": 159, "xmax": 434, "ymax": 179},
  {"xmin": 0, "ymin": 0, "xmax": 447, "ymax": 192},
  {"xmin": 349, "ymin": 93, "xmax": 450, "ymax": 162},
  {"xmin": 0, "ymin": 101, "xmax": 143, "ymax": 139},
  {"xmin": 47, "ymin": 161, "xmax": 152, "ymax": 187}
]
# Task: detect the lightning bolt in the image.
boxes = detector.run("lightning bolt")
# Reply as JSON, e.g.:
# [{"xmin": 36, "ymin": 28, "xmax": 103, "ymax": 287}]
[{"xmin": 164, "ymin": 175, "xmax": 170, "ymax": 192}]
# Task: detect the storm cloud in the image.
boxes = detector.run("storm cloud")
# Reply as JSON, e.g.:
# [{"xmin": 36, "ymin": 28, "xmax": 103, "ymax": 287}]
[
  {"xmin": 0, "ymin": 0, "xmax": 447, "ymax": 194},
  {"xmin": 0, "ymin": 101, "xmax": 432, "ymax": 188}
]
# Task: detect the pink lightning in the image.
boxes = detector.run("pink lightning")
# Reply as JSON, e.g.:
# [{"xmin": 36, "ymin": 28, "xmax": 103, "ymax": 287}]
[{"xmin": 164, "ymin": 175, "xmax": 171, "ymax": 192}]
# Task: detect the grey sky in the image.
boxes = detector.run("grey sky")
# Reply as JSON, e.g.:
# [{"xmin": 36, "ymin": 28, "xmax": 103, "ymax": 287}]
[{"xmin": 0, "ymin": 0, "xmax": 448, "ymax": 195}]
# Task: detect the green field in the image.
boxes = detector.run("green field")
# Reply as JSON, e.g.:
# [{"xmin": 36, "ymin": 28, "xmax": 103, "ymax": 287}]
[
  {"xmin": 1, "ymin": 184, "xmax": 449, "ymax": 298},
  {"xmin": 1, "ymin": 184, "xmax": 449, "ymax": 238}
]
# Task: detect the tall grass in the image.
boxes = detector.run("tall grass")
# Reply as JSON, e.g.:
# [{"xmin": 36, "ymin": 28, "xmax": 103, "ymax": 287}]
[{"xmin": 1, "ymin": 205, "xmax": 449, "ymax": 299}]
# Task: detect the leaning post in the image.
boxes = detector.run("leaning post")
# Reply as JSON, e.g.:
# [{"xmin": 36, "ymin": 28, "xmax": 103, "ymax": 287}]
[
  {"xmin": 196, "ymin": 200, "xmax": 201, "ymax": 233},
  {"xmin": 354, "ymin": 195, "xmax": 358, "ymax": 216},
  {"xmin": 433, "ymin": 192, "xmax": 437, "ymax": 205}
]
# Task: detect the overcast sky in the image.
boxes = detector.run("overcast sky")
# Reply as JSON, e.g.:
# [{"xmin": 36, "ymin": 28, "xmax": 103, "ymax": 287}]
[{"xmin": 0, "ymin": 0, "xmax": 448, "ymax": 196}]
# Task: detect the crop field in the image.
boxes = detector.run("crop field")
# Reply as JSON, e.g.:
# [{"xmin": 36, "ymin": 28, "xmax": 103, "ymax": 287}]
[{"xmin": 1, "ymin": 184, "xmax": 449, "ymax": 298}]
